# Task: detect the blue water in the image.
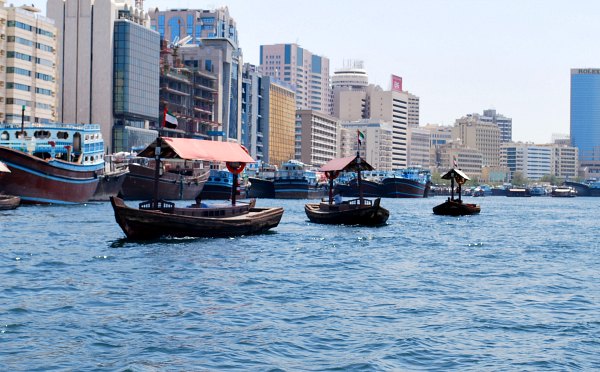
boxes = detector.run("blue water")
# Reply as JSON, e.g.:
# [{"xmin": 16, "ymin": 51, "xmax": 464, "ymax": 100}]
[{"xmin": 1, "ymin": 197, "xmax": 599, "ymax": 371}]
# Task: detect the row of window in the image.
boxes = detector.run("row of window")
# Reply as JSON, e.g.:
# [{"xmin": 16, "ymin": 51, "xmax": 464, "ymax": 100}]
[
  {"xmin": 7, "ymin": 36, "xmax": 54, "ymax": 52},
  {"xmin": 7, "ymin": 20, "xmax": 54, "ymax": 37},
  {"xmin": 5, "ymin": 82, "xmax": 53, "ymax": 96},
  {"xmin": 6, "ymin": 51, "xmax": 53, "ymax": 66},
  {"xmin": 6, "ymin": 66, "xmax": 54, "ymax": 82}
]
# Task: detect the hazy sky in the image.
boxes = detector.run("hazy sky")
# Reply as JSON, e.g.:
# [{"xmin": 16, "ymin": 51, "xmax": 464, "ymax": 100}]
[{"xmin": 18, "ymin": 0, "xmax": 600, "ymax": 143}]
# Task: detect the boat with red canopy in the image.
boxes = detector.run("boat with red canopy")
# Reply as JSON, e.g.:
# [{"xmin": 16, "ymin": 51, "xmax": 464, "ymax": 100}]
[
  {"xmin": 432, "ymin": 168, "xmax": 480, "ymax": 216},
  {"xmin": 110, "ymin": 137, "xmax": 284, "ymax": 239},
  {"xmin": 304, "ymin": 155, "xmax": 389, "ymax": 226}
]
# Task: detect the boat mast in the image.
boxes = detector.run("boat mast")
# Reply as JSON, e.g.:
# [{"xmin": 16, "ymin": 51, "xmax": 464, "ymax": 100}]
[
  {"xmin": 152, "ymin": 137, "xmax": 162, "ymax": 209},
  {"xmin": 450, "ymin": 171, "xmax": 455, "ymax": 201},
  {"xmin": 357, "ymin": 154, "xmax": 364, "ymax": 205}
]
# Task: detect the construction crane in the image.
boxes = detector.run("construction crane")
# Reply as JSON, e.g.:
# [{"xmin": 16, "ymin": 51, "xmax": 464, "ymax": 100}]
[{"xmin": 169, "ymin": 35, "xmax": 193, "ymax": 59}]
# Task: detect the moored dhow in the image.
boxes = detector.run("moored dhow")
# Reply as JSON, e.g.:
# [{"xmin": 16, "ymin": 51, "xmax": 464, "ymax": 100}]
[
  {"xmin": 273, "ymin": 160, "xmax": 326, "ymax": 199},
  {"xmin": 0, "ymin": 123, "xmax": 105, "ymax": 204},
  {"xmin": 381, "ymin": 168, "xmax": 431, "ymax": 198},
  {"xmin": 433, "ymin": 168, "xmax": 481, "ymax": 216}
]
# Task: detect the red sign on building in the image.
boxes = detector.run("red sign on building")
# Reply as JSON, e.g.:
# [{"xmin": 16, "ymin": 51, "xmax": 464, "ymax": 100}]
[{"xmin": 391, "ymin": 74, "xmax": 403, "ymax": 92}]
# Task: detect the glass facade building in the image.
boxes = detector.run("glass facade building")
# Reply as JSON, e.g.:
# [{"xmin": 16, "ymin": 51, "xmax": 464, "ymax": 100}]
[
  {"xmin": 571, "ymin": 68, "xmax": 600, "ymax": 163},
  {"xmin": 112, "ymin": 19, "xmax": 160, "ymax": 151}
]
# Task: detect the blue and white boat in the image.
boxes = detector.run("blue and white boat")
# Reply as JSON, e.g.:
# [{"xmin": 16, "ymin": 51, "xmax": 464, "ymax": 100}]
[
  {"xmin": 199, "ymin": 169, "xmax": 245, "ymax": 200},
  {"xmin": 381, "ymin": 168, "xmax": 432, "ymax": 198},
  {"xmin": 273, "ymin": 160, "xmax": 326, "ymax": 199},
  {"xmin": 0, "ymin": 123, "xmax": 105, "ymax": 204}
]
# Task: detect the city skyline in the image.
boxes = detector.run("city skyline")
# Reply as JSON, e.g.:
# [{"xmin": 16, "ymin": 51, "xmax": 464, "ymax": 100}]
[{"xmin": 22, "ymin": 0, "xmax": 600, "ymax": 143}]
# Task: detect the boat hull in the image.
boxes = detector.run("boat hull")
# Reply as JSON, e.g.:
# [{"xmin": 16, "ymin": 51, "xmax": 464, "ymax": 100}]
[
  {"xmin": 247, "ymin": 177, "xmax": 275, "ymax": 198},
  {"xmin": 433, "ymin": 200, "xmax": 481, "ymax": 216},
  {"xmin": 274, "ymin": 179, "xmax": 326, "ymax": 199},
  {"xmin": 0, "ymin": 146, "xmax": 99, "ymax": 204},
  {"xmin": 110, "ymin": 196, "xmax": 284, "ymax": 240},
  {"xmin": 381, "ymin": 177, "xmax": 430, "ymax": 198},
  {"xmin": 305, "ymin": 198, "xmax": 389, "ymax": 226},
  {"xmin": 334, "ymin": 179, "xmax": 382, "ymax": 197},
  {"xmin": 0, "ymin": 195, "xmax": 21, "ymax": 210},
  {"xmin": 90, "ymin": 169, "xmax": 129, "ymax": 201},
  {"xmin": 120, "ymin": 163, "xmax": 207, "ymax": 200}
]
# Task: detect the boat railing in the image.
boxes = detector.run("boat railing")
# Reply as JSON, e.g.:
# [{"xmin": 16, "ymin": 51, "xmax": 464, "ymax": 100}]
[
  {"xmin": 346, "ymin": 198, "xmax": 374, "ymax": 206},
  {"xmin": 139, "ymin": 199, "xmax": 175, "ymax": 212}
]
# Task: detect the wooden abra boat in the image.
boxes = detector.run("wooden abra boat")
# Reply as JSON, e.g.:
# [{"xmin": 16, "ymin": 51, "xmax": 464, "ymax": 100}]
[
  {"xmin": 433, "ymin": 168, "xmax": 480, "ymax": 216},
  {"xmin": 0, "ymin": 194, "xmax": 21, "ymax": 210},
  {"xmin": 305, "ymin": 155, "xmax": 389, "ymax": 226},
  {"xmin": 110, "ymin": 137, "xmax": 284, "ymax": 239}
]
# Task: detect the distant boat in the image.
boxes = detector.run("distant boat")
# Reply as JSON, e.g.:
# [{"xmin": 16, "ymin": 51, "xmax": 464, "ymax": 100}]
[
  {"xmin": 273, "ymin": 160, "xmax": 326, "ymax": 199},
  {"xmin": 506, "ymin": 188, "xmax": 531, "ymax": 197},
  {"xmin": 0, "ymin": 123, "xmax": 105, "ymax": 204},
  {"xmin": 433, "ymin": 168, "xmax": 481, "ymax": 216},
  {"xmin": 563, "ymin": 180, "xmax": 600, "ymax": 196},
  {"xmin": 529, "ymin": 185, "xmax": 548, "ymax": 196},
  {"xmin": 120, "ymin": 158, "xmax": 208, "ymax": 200},
  {"xmin": 551, "ymin": 186, "xmax": 577, "ymax": 197},
  {"xmin": 245, "ymin": 161, "xmax": 277, "ymax": 198},
  {"xmin": 199, "ymin": 169, "xmax": 246, "ymax": 200},
  {"xmin": 111, "ymin": 137, "xmax": 284, "ymax": 240},
  {"xmin": 305, "ymin": 155, "xmax": 389, "ymax": 226},
  {"xmin": 333, "ymin": 170, "xmax": 385, "ymax": 197},
  {"xmin": 381, "ymin": 168, "xmax": 431, "ymax": 198}
]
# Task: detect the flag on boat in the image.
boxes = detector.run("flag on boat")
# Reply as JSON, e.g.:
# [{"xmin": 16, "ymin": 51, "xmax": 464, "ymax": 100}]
[
  {"xmin": 357, "ymin": 129, "xmax": 365, "ymax": 145},
  {"xmin": 453, "ymin": 155, "xmax": 458, "ymax": 168},
  {"xmin": 163, "ymin": 108, "xmax": 178, "ymax": 129}
]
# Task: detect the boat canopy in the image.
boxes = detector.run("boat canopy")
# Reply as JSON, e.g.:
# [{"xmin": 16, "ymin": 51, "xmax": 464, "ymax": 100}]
[
  {"xmin": 0, "ymin": 161, "xmax": 10, "ymax": 173},
  {"xmin": 319, "ymin": 155, "xmax": 374, "ymax": 173},
  {"xmin": 137, "ymin": 137, "xmax": 255, "ymax": 163},
  {"xmin": 441, "ymin": 168, "xmax": 470, "ymax": 182}
]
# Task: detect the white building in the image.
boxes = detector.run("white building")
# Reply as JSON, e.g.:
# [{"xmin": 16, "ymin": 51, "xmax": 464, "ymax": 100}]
[
  {"xmin": 501, "ymin": 142, "xmax": 552, "ymax": 181},
  {"xmin": 295, "ymin": 109, "xmax": 339, "ymax": 167},
  {"xmin": 47, "ymin": 0, "xmax": 159, "ymax": 152},
  {"xmin": 408, "ymin": 126, "xmax": 430, "ymax": 167},
  {"xmin": 340, "ymin": 119, "xmax": 393, "ymax": 171},
  {"xmin": 0, "ymin": 2, "xmax": 57, "ymax": 124}
]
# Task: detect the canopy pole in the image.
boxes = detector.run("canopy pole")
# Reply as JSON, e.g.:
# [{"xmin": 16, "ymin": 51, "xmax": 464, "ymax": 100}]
[
  {"xmin": 152, "ymin": 137, "xmax": 162, "ymax": 209},
  {"xmin": 357, "ymin": 155, "xmax": 364, "ymax": 205},
  {"xmin": 458, "ymin": 178, "xmax": 462, "ymax": 203},
  {"xmin": 328, "ymin": 172, "xmax": 334, "ymax": 204},
  {"xmin": 231, "ymin": 173, "xmax": 238, "ymax": 206},
  {"xmin": 450, "ymin": 172, "xmax": 455, "ymax": 201}
]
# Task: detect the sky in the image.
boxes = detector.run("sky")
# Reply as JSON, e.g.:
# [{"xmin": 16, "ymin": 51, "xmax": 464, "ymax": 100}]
[{"xmin": 15, "ymin": 0, "xmax": 600, "ymax": 143}]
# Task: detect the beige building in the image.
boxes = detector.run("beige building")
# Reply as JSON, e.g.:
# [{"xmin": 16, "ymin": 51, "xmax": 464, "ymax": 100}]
[
  {"xmin": 260, "ymin": 43, "xmax": 331, "ymax": 115},
  {"xmin": 340, "ymin": 119, "xmax": 393, "ymax": 171},
  {"xmin": 437, "ymin": 142, "xmax": 483, "ymax": 179},
  {"xmin": 0, "ymin": 2, "xmax": 57, "ymax": 124},
  {"xmin": 295, "ymin": 110, "xmax": 339, "ymax": 167},
  {"xmin": 424, "ymin": 124, "xmax": 453, "ymax": 167},
  {"xmin": 408, "ymin": 126, "xmax": 430, "ymax": 167},
  {"xmin": 453, "ymin": 115, "xmax": 501, "ymax": 167},
  {"xmin": 540, "ymin": 143, "xmax": 579, "ymax": 179},
  {"xmin": 265, "ymin": 78, "xmax": 296, "ymax": 166},
  {"xmin": 407, "ymin": 93, "xmax": 420, "ymax": 128}
]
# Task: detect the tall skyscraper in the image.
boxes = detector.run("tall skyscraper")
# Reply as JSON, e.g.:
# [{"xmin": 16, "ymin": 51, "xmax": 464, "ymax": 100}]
[
  {"xmin": 0, "ymin": 2, "xmax": 57, "ymax": 124},
  {"xmin": 149, "ymin": 7, "xmax": 239, "ymax": 48},
  {"xmin": 151, "ymin": 7, "xmax": 243, "ymax": 142},
  {"xmin": 262, "ymin": 77, "xmax": 295, "ymax": 166},
  {"xmin": 242, "ymin": 63, "xmax": 265, "ymax": 160},
  {"xmin": 47, "ymin": 0, "xmax": 159, "ymax": 152},
  {"xmin": 571, "ymin": 68, "xmax": 600, "ymax": 170},
  {"xmin": 259, "ymin": 43, "xmax": 331, "ymax": 115}
]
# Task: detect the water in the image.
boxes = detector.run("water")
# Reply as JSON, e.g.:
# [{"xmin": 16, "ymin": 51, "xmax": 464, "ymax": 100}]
[{"xmin": 1, "ymin": 197, "xmax": 599, "ymax": 371}]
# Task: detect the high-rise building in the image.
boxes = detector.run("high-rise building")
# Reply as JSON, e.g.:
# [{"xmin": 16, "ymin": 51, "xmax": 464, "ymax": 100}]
[
  {"xmin": 501, "ymin": 142, "xmax": 552, "ymax": 181},
  {"xmin": 340, "ymin": 119, "xmax": 393, "ymax": 171},
  {"xmin": 241, "ymin": 63, "xmax": 265, "ymax": 160},
  {"xmin": 263, "ymin": 77, "xmax": 295, "ymax": 166},
  {"xmin": 295, "ymin": 110, "xmax": 339, "ymax": 167},
  {"xmin": 540, "ymin": 143, "xmax": 579, "ymax": 180},
  {"xmin": 408, "ymin": 126, "xmax": 430, "ymax": 167},
  {"xmin": 0, "ymin": 2, "xmax": 57, "ymax": 125},
  {"xmin": 47, "ymin": 0, "xmax": 159, "ymax": 152},
  {"xmin": 407, "ymin": 93, "xmax": 420, "ymax": 128},
  {"xmin": 571, "ymin": 68, "xmax": 600, "ymax": 172},
  {"xmin": 148, "ymin": 7, "xmax": 239, "ymax": 48},
  {"xmin": 453, "ymin": 114, "xmax": 502, "ymax": 167},
  {"xmin": 369, "ymin": 87, "xmax": 410, "ymax": 169},
  {"xmin": 331, "ymin": 62, "xmax": 368, "ymax": 119},
  {"xmin": 150, "ymin": 8, "xmax": 243, "ymax": 143},
  {"xmin": 481, "ymin": 109, "xmax": 512, "ymax": 142},
  {"xmin": 259, "ymin": 43, "xmax": 331, "ymax": 114},
  {"xmin": 437, "ymin": 142, "xmax": 483, "ymax": 178}
]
